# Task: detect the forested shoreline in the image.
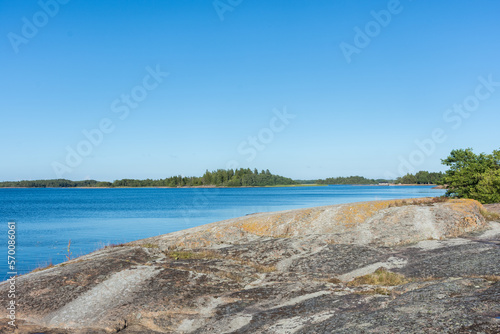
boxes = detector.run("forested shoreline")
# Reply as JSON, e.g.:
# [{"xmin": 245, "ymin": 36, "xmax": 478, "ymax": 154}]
[
  {"xmin": 0, "ymin": 169, "xmax": 297, "ymax": 188},
  {"xmin": 0, "ymin": 168, "xmax": 445, "ymax": 188}
]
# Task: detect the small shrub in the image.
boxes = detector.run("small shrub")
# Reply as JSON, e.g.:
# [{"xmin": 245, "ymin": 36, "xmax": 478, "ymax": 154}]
[{"xmin": 347, "ymin": 268, "xmax": 408, "ymax": 287}]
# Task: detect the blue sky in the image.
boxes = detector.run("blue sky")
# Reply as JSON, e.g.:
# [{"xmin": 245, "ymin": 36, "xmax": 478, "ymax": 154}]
[{"xmin": 1, "ymin": 0, "xmax": 499, "ymax": 181}]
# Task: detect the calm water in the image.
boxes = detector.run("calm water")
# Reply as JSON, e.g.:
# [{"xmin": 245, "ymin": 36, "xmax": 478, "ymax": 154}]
[{"xmin": 0, "ymin": 186, "xmax": 444, "ymax": 279}]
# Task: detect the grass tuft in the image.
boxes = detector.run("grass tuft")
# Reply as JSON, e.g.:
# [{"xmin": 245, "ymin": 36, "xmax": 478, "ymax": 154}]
[
  {"xmin": 141, "ymin": 243, "xmax": 159, "ymax": 249},
  {"xmin": 94, "ymin": 241, "xmax": 127, "ymax": 252},
  {"xmin": 347, "ymin": 268, "xmax": 408, "ymax": 287}
]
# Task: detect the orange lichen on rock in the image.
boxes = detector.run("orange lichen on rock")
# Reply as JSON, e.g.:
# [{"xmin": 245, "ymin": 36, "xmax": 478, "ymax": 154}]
[
  {"xmin": 336, "ymin": 201, "xmax": 393, "ymax": 228},
  {"xmin": 441, "ymin": 199, "xmax": 487, "ymax": 236},
  {"xmin": 335, "ymin": 198, "xmax": 431, "ymax": 228},
  {"xmin": 237, "ymin": 208, "xmax": 321, "ymax": 237},
  {"xmin": 149, "ymin": 197, "xmax": 488, "ymax": 250}
]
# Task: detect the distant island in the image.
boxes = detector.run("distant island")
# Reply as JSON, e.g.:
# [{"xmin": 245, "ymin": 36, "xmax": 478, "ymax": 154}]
[
  {"xmin": 0, "ymin": 169, "xmax": 445, "ymax": 188},
  {"xmin": 0, "ymin": 168, "xmax": 296, "ymax": 188},
  {"xmin": 298, "ymin": 171, "xmax": 444, "ymax": 185}
]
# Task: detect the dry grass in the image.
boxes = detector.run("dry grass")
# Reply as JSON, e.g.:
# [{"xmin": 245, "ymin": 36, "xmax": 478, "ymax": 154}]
[
  {"xmin": 326, "ymin": 277, "xmax": 342, "ymax": 284},
  {"xmin": 30, "ymin": 261, "xmax": 55, "ymax": 273},
  {"xmin": 429, "ymin": 196, "xmax": 450, "ymax": 203},
  {"xmin": 141, "ymin": 243, "xmax": 160, "ymax": 249},
  {"xmin": 482, "ymin": 275, "xmax": 500, "ymax": 282},
  {"xmin": 347, "ymin": 268, "xmax": 408, "ymax": 287},
  {"xmin": 94, "ymin": 241, "xmax": 127, "ymax": 252},
  {"xmin": 479, "ymin": 207, "xmax": 500, "ymax": 221},
  {"xmin": 466, "ymin": 274, "xmax": 500, "ymax": 282},
  {"xmin": 106, "ymin": 242, "xmax": 126, "ymax": 248}
]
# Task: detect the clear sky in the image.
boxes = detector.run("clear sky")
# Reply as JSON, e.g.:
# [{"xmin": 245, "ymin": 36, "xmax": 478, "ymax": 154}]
[{"xmin": 1, "ymin": 0, "xmax": 499, "ymax": 181}]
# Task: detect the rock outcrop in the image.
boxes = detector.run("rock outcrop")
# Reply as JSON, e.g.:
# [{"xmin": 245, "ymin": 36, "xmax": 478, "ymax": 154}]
[{"xmin": 1, "ymin": 198, "xmax": 499, "ymax": 333}]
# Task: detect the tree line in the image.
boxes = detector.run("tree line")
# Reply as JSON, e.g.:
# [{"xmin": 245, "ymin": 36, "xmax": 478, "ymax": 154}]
[
  {"xmin": 111, "ymin": 168, "xmax": 297, "ymax": 187},
  {"xmin": 316, "ymin": 176, "xmax": 378, "ymax": 185},
  {"xmin": 0, "ymin": 179, "xmax": 104, "ymax": 188},
  {"xmin": 0, "ymin": 169, "xmax": 297, "ymax": 188},
  {"xmin": 395, "ymin": 171, "xmax": 444, "ymax": 185}
]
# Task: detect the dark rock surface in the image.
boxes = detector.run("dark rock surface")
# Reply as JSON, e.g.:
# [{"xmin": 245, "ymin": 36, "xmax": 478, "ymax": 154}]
[{"xmin": 1, "ymin": 198, "xmax": 499, "ymax": 333}]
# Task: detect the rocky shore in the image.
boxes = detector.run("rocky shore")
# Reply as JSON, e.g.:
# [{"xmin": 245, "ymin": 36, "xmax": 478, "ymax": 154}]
[{"xmin": 1, "ymin": 198, "xmax": 499, "ymax": 333}]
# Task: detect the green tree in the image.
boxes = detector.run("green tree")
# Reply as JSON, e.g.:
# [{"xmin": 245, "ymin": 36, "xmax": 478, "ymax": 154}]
[
  {"xmin": 440, "ymin": 148, "xmax": 500, "ymax": 203},
  {"xmin": 415, "ymin": 171, "xmax": 429, "ymax": 184}
]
